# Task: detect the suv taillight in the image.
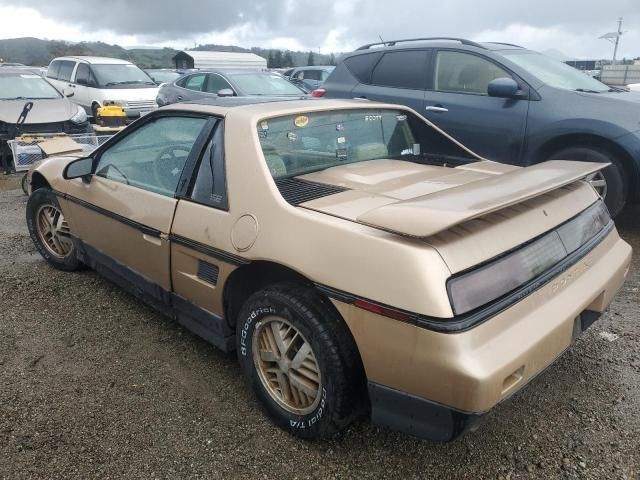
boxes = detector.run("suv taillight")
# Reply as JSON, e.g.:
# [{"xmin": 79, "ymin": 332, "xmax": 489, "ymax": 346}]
[{"xmin": 311, "ymin": 88, "xmax": 326, "ymax": 97}]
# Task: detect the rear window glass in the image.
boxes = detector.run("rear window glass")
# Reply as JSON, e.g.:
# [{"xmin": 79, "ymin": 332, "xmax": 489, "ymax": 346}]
[
  {"xmin": 371, "ymin": 50, "xmax": 428, "ymax": 89},
  {"xmin": 257, "ymin": 109, "xmax": 421, "ymax": 179},
  {"xmin": 47, "ymin": 61, "xmax": 61, "ymax": 79}
]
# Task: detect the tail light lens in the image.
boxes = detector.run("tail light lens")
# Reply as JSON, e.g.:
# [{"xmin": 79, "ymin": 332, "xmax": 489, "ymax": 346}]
[{"xmin": 311, "ymin": 88, "xmax": 326, "ymax": 97}]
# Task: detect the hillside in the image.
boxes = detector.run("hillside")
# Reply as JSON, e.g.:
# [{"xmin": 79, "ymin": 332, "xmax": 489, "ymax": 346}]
[{"xmin": 0, "ymin": 37, "xmax": 339, "ymax": 69}]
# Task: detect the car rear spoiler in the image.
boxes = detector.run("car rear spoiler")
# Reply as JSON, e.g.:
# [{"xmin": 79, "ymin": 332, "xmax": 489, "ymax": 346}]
[{"xmin": 356, "ymin": 160, "xmax": 607, "ymax": 238}]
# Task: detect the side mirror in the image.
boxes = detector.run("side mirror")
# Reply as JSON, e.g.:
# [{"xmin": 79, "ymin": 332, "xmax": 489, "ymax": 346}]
[
  {"xmin": 487, "ymin": 77, "xmax": 521, "ymax": 98},
  {"xmin": 217, "ymin": 88, "xmax": 235, "ymax": 97},
  {"xmin": 64, "ymin": 89, "xmax": 75, "ymax": 98},
  {"xmin": 63, "ymin": 157, "xmax": 93, "ymax": 181}
]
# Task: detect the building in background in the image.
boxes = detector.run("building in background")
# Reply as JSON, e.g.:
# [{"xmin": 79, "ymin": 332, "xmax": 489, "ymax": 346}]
[{"xmin": 173, "ymin": 51, "xmax": 267, "ymax": 70}]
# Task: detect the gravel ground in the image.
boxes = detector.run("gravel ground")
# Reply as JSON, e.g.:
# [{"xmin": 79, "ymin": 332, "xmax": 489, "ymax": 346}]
[{"xmin": 1, "ymin": 175, "xmax": 638, "ymax": 479}]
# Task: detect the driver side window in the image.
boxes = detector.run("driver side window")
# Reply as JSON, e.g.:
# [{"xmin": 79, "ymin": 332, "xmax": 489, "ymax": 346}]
[{"xmin": 95, "ymin": 116, "xmax": 207, "ymax": 196}]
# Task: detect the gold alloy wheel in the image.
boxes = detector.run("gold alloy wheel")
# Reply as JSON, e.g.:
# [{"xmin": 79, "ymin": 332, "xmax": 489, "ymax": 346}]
[
  {"xmin": 586, "ymin": 171, "xmax": 608, "ymax": 200},
  {"xmin": 36, "ymin": 204, "xmax": 73, "ymax": 258},
  {"xmin": 253, "ymin": 316, "xmax": 322, "ymax": 415}
]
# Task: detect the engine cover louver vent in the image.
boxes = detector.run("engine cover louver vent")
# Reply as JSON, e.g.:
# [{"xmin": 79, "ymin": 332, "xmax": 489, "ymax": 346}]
[
  {"xmin": 275, "ymin": 178, "xmax": 348, "ymax": 205},
  {"xmin": 197, "ymin": 260, "xmax": 219, "ymax": 285}
]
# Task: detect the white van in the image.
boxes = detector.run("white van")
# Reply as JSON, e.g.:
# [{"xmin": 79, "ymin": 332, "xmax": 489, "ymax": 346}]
[{"xmin": 46, "ymin": 56, "xmax": 159, "ymax": 121}]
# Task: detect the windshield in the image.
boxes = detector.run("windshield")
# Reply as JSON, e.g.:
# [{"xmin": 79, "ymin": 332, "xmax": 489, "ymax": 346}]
[
  {"xmin": 91, "ymin": 64, "xmax": 156, "ymax": 88},
  {"xmin": 257, "ymin": 109, "xmax": 428, "ymax": 178},
  {"xmin": 0, "ymin": 74, "xmax": 61, "ymax": 100},
  {"xmin": 229, "ymin": 73, "xmax": 304, "ymax": 96},
  {"xmin": 502, "ymin": 51, "xmax": 610, "ymax": 93}
]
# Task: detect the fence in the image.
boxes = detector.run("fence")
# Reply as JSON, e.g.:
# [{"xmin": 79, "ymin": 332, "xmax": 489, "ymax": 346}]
[{"xmin": 599, "ymin": 65, "xmax": 640, "ymax": 86}]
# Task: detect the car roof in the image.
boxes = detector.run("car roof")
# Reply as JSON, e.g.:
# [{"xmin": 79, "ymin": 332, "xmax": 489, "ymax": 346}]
[
  {"xmin": 52, "ymin": 56, "xmax": 133, "ymax": 65},
  {"xmin": 188, "ymin": 69, "xmax": 273, "ymax": 75},
  {"xmin": 159, "ymin": 98, "xmax": 407, "ymax": 119},
  {"xmin": 293, "ymin": 65, "xmax": 335, "ymax": 70}
]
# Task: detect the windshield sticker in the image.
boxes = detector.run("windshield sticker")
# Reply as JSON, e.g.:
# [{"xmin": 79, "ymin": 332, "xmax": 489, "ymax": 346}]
[
  {"xmin": 396, "ymin": 114, "xmax": 407, "ymax": 122},
  {"xmin": 365, "ymin": 114, "xmax": 382, "ymax": 122},
  {"xmin": 337, "ymin": 136, "xmax": 346, "ymax": 144},
  {"xmin": 260, "ymin": 120, "xmax": 269, "ymax": 130},
  {"xmin": 336, "ymin": 148, "xmax": 348, "ymax": 160},
  {"xmin": 287, "ymin": 132, "xmax": 297, "ymax": 141},
  {"xmin": 336, "ymin": 123, "xmax": 345, "ymax": 131},
  {"xmin": 294, "ymin": 115, "xmax": 309, "ymax": 128}
]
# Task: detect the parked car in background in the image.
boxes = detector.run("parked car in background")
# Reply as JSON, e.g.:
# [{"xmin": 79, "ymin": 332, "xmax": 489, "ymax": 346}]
[
  {"xmin": 25, "ymin": 99, "xmax": 630, "ymax": 441},
  {"xmin": 287, "ymin": 66, "xmax": 335, "ymax": 92},
  {"xmin": 145, "ymin": 69, "xmax": 182, "ymax": 86},
  {"xmin": 46, "ymin": 56, "xmax": 159, "ymax": 121},
  {"xmin": 156, "ymin": 69, "xmax": 306, "ymax": 106},
  {"xmin": 628, "ymin": 83, "xmax": 640, "ymax": 92},
  {"xmin": 321, "ymin": 37, "xmax": 640, "ymax": 216},
  {"xmin": 0, "ymin": 68, "xmax": 90, "ymax": 172}
]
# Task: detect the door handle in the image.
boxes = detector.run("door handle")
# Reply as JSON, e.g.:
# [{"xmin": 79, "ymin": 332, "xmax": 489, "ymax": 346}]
[
  {"xmin": 425, "ymin": 105, "xmax": 448, "ymax": 113},
  {"xmin": 68, "ymin": 84, "xmax": 76, "ymax": 88},
  {"xmin": 177, "ymin": 95, "xmax": 183, "ymax": 101}
]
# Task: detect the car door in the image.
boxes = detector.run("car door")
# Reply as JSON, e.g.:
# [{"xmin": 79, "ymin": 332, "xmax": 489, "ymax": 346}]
[
  {"xmin": 56, "ymin": 60, "xmax": 77, "ymax": 98},
  {"xmin": 423, "ymin": 50, "xmax": 529, "ymax": 163},
  {"xmin": 351, "ymin": 49, "xmax": 430, "ymax": 113},
  {"xmin": 58, "ymin": 113, "xmax": 213, "ymax": 298},
  {"xmin": 46, "ymin": 60, "xmax": 64, "ymax": 92}
]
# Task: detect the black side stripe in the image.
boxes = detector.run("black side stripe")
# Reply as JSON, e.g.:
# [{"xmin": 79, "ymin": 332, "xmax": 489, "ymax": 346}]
[
  {"xmin": 169, "ymin": 234, "xmax": 249, "ymax": 266},
  {"xmin": 54, "ymin": 190, "xmax": 162, "ymax": 238}
]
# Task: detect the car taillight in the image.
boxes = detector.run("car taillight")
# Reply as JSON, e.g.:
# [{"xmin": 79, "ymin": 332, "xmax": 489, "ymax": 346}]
[{"xmin": 311, "ymin": 88, "xmax": 326, "ymax": 97}]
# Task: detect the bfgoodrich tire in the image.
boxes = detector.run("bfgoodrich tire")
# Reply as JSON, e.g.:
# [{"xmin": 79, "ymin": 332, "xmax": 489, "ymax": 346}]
[
  {"xmin": 548, "ymin": 146, "xmax": 627, "ymax": 217},
  {"xmin": 236, "ymin": 284, "xmax": 365, "ymax": 440},
  {"xmin": 26, "ymin": 188, "xmax": 82, "ymax": 271}
]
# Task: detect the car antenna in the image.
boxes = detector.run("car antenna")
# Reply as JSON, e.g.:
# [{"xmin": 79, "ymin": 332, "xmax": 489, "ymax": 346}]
[
  {"xmin": 15, "ymin": 101, "xmax": 34, "ymax": 137},
  {"xmin": 378, "ymin": 35, "xmax": 385, "ymax": 46}
]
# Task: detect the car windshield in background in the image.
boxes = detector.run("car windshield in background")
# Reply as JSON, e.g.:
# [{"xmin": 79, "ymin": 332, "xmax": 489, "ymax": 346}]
[
  {"xmin": 91, "ymin": 64, "xmax": 156, "ymax": 88},
  {"xmin": 0, "ymin": 74, "xmax": 61, "ymax": 100},
  {"xmin": 229, "ymin": 73, "xmax": 304, "ymax": 96},
  {"xmin": 257, "ymin": 109, "xmax": 422, "ymax": 178},
  {"xmin": 502, "ymin": 51, "xmax": 610, "ymax": 93},
  {"xmin": 148, "ymin": 70, "xmax": 181, "ymax": 83}
]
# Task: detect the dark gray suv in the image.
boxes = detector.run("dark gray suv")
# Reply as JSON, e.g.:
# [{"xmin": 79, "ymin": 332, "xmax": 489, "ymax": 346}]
[{"xmin": 321, "ymin": 37, "xmax": 640, "ymax": 216}]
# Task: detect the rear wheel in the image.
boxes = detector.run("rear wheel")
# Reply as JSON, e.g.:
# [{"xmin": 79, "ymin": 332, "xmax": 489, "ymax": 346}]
[
  {"xmin": 548, "ymin": 146, "xmax": 627, "ymax": 217},
  {"xmin": 26, "ymin": 188, "xmax": 82, "ymax": 271},
  {"xmin": 236, "ymin": 284, "xmax": 364, "ymax": 439}
]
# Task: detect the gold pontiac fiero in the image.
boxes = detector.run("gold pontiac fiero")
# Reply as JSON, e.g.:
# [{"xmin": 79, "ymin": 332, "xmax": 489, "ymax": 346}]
[{"xmin": 26, "ymin": 99, "xmax": 631, "ymax": 441}]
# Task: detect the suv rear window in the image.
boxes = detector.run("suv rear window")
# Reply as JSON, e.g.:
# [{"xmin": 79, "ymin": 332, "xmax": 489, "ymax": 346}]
[
  {"xmin": 57, "ymin": 61, "xmax": 76, "ymax": 82},
  {"xmin": 371, "ymin": 50, "xmax": 428, "ymax": 89},
  {"xmin": 257, "ymin": 109, "xmax": 420, "ymax": 179},
  {"xmin": 343, "ymin": 52, "xmax": 382, "ymax": 84}
]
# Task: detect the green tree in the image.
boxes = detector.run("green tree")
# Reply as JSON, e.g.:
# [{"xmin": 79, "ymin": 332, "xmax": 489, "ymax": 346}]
[
  {"xmin": 273, "ymin": 49, "xmax": 283, "ymax": 68},
  {"xmin": 307, "ymin": 51, "xmax": 315, "ymax": 66},
  {"xmin": 283, "ymin": 51, "xmax": 294, "ymax": 68},
  {"xmin": 48, "ymin": 40, "xmax": 69, "ymax": 58}
]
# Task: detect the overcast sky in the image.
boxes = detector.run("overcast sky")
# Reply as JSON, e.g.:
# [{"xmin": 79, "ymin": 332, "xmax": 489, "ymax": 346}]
[{"xmin": 0, "ymin": 0, "xmax": 638, "ymax": 59}]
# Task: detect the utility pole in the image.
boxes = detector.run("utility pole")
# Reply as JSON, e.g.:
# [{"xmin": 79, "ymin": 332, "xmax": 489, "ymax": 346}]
[{"xmin": 600, "ymin": 17, "xmax": 624, "ymax": 65}]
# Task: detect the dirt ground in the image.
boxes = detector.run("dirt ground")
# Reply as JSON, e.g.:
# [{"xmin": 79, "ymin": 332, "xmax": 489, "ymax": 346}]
[{"xmin": 0, "ymin": 175, "xmax": 638, "ymax": 479}]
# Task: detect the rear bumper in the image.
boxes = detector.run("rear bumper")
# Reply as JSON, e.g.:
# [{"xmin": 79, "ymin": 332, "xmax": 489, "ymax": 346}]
[{"xmin": 334, "ymin": 228, "xmax": 631, "ymax": 440}]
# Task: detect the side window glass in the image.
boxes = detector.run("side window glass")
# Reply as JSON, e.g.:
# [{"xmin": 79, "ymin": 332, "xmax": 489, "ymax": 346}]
[
  {"xmin": 191, "ymin": 122, "xmax": 227, "ymax": 209},
  {"xmin": 47, "ymin": 61, "xmax": 61, "ymax": 80},
  {"xmin": 435, "ymin": 51, "xmax": 511, "ymax": 95},
  {"xmin": 58, "ymin": 61, "xmax": 75, "ymax": 82},
  {"xmin": 371, "ymin": 50, "xmax": 428, "ymax": 89},
  {"xmin": 75, "ymin": 63, "xmax": 90, "ymax": 84},
  {"xmin": 344, "ymin": 52, "xmax": 383, "ymax": 84},
  {"xmin": 184, "ymin": 74, "xmax": 207, "ymax": 91},
  {"xmin": 95, "ymin": 116, "xmax": 207, "ymax": 196},
  {"xmin": 205, "ymin": 74, "xmax": 233, "ymax": 94}
]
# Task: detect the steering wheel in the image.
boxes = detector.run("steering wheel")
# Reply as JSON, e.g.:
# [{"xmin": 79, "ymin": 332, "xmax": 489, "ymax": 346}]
[{"xmin": 153, "ymin": 145, "xmax": 191, "ymax": 191}]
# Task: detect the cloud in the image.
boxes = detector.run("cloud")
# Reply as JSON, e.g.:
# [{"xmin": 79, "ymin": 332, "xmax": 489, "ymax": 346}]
[{"xmin": 0, "ymin": 0, "xmax": 639, "ymax": 58}]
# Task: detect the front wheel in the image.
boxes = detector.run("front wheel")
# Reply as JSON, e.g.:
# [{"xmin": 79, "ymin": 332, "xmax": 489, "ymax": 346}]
[
  {"xmin": 236, "ymin": 284, "xmax": 364, "ymax": 440},
  {"xmin": 548, "ymin": 146, "xmax": 627, "ymax": 217},
  {"xmin": 26, "ymin": 188, "xmax": 82, "ymax": 271}
]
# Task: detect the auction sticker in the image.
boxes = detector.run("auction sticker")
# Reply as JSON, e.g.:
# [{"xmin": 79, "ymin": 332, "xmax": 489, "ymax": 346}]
[{"xmin": 294, "ymin": 115, "xmax": 309, "ymax": 128}]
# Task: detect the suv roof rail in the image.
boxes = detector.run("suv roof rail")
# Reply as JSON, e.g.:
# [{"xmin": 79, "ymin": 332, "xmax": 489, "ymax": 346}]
[
  {"xmin": 356, "ymin": 37, "xmax": 487, "ymax": 51},
  {"xmin": 484, "ymin": 41, "xmax": 525, "ymax": 48}
]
